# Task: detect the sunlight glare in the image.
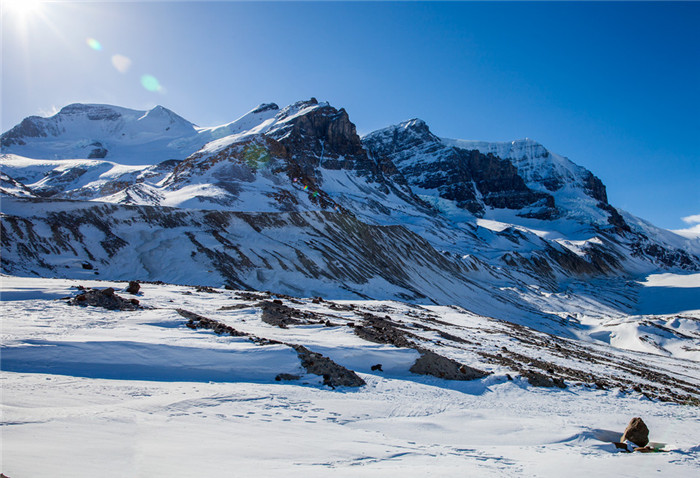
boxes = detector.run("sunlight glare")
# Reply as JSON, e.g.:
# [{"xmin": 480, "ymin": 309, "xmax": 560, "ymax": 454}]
[{"xmin": 3, "ymin": 0, "xmax": 44, "ymax": 19}]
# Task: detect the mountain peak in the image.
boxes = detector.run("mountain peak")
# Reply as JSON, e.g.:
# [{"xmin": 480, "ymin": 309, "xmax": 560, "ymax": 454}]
[
  {"xmin": 57, "ymin": 103, "xmax": 130, "ymax": 121},
  {"xmin": 252, "ymin": 103, "xmax": 279, "ymax": 114}
]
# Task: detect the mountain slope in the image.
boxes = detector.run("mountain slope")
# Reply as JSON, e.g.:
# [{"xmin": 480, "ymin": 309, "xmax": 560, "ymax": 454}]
[{"xmin": 2, "ymin": 99, "xmax": 699, "ymax": 331}]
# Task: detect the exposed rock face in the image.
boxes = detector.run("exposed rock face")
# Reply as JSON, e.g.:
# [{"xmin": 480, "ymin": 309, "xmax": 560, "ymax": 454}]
[
  {"xmin": 269, "ymin": 99, "xmax": 366, "ymax": 169},
  {"xmin": 264, "ymin": 99, "xmax": 409, "ymax": 199},
  {"xmin": 1, "ymin": 116, "xmax": 50, "ymax": 146},
  {"xmin": 87, "ymin": 142, "xmax": 108, "ymax": 159},
  {"xmin": 632, "ymin": 241, "xmax": 699, "ymax": 269},
  {"xmin": 582, "ymin": 171, "xmax": 608, "ymax": 203},
  {"xmin": 620, "ymin": 417, "xmax": 650, "ymax": 447},
  {"xmin": 363, "ymin": 119, "xmax": 555, "ymax": 217},
  {"xmin": 0, "ymin": 172, "xmax": 35, "ymax": 198}
]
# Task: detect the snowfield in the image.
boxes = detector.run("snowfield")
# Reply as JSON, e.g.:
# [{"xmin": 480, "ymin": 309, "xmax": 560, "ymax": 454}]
[{"xmin": 2, "ymin": 276, "xmax": 699, "ymax": 477}]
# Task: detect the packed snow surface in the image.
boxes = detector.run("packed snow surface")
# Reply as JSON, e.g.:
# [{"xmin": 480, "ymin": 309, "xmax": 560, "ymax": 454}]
[{"xmin": 2, "ymin": 276, "xmax": 699, "ymax": 477}]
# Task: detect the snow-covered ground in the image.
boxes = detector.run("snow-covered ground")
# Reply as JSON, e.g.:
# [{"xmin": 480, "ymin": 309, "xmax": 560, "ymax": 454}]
[{"xmin": 2, "ymin": 276, "xmax": 699, "ymax": 477}]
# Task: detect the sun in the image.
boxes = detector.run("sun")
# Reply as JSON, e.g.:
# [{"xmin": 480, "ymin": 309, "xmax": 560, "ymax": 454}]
[{"xmin": 2, "ymin": 0, "xmax": 45, "ymax": 19}]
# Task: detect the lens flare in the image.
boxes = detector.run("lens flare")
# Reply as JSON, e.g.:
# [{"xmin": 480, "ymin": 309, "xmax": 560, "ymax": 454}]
[
  {"xmin": 111, "ymin": 54, "xmax": 132, "ymax": 73},
  {"xmin": 141, "ymin": 74, "xmax": 161, "ymax": 92},
  {"xmin": 86, "ymin": 38, "xmax": 102, "ymax": 51}
]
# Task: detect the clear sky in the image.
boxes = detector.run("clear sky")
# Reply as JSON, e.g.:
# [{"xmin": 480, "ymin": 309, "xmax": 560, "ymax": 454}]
[{"xmin": 2, "ymin": 1, "xmax": 698, "ymax": 231}]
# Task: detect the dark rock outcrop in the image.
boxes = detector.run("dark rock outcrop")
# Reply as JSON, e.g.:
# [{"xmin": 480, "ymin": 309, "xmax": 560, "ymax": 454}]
[
  {"xmin": 177, "ymin": 309, "xmax": 248, "ymax": 337},
  {"xmin": 69, "ymin": 287, "xmax": 140, "ymax": 311},
  {"xmin": 1, "ymin": 116, "xmax": 49, "ymax": 147},
  {"xmin": 523, "ymin": 370, "xmax": 567, "ymax": 388},
  {"xmin": 291, "ymin": 344, "xmax": 366, "ymax": 388},
  {"xmin": 87, "ymin": 142, "xmax": 108, "ymax": 159},
  {"xmin": 409, "ymin": 350, "xmax": 488, "ymax": 381},
  {"xmin": 258, "ymin": 300, "xmax": 326, "ymax": 328},
  {"xmin": 353, "ymin": 313, "xmax": 418, "ymax": 348}
]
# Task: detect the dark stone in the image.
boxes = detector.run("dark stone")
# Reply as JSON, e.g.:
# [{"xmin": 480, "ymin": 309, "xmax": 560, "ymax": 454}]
[
  {"xmin": 81, "ymin": 262, "xmax": 93, "ymax": 270},
  {"xmin": 371, "ymin": 364, "xmax": 383, "ymax": 372},
  {"xmin": 620, "ymin": 417, "xmax": 649, "ymax": 448},
  {"xmin": 613, "ymin": 442, "xmax": 631, "ymax": 452},
  {"xmin": 275, "ymin": 373, "xmax": 301, "ymax": 382},
  {"xmin": 125, "ymin": 281, "xmax": 140, "ymax": 294}
]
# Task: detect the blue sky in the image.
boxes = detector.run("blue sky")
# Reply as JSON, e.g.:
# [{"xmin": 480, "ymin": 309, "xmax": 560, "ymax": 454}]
[{"xmin": 2, "ymin": 1, "xmax": 698, "ymax": 230}]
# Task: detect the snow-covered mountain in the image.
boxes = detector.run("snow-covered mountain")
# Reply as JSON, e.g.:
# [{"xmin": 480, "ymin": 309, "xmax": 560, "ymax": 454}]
[
  {"xmin": 363, "ymin": 119, "xmax": 624, "ymax": 229},
  {"xmin": 2, "ymin": 99, "xmax": 699, "ymax": 332}
]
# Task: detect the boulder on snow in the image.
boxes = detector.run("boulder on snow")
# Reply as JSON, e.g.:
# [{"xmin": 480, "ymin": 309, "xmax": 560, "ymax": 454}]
[
  {"xmin": 620, "ymin": 417, "xmax": 649, "ymax": 448},
  {"xmin": 125, "ymin": 280, "xmax": 140, "ymax": 294}
]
